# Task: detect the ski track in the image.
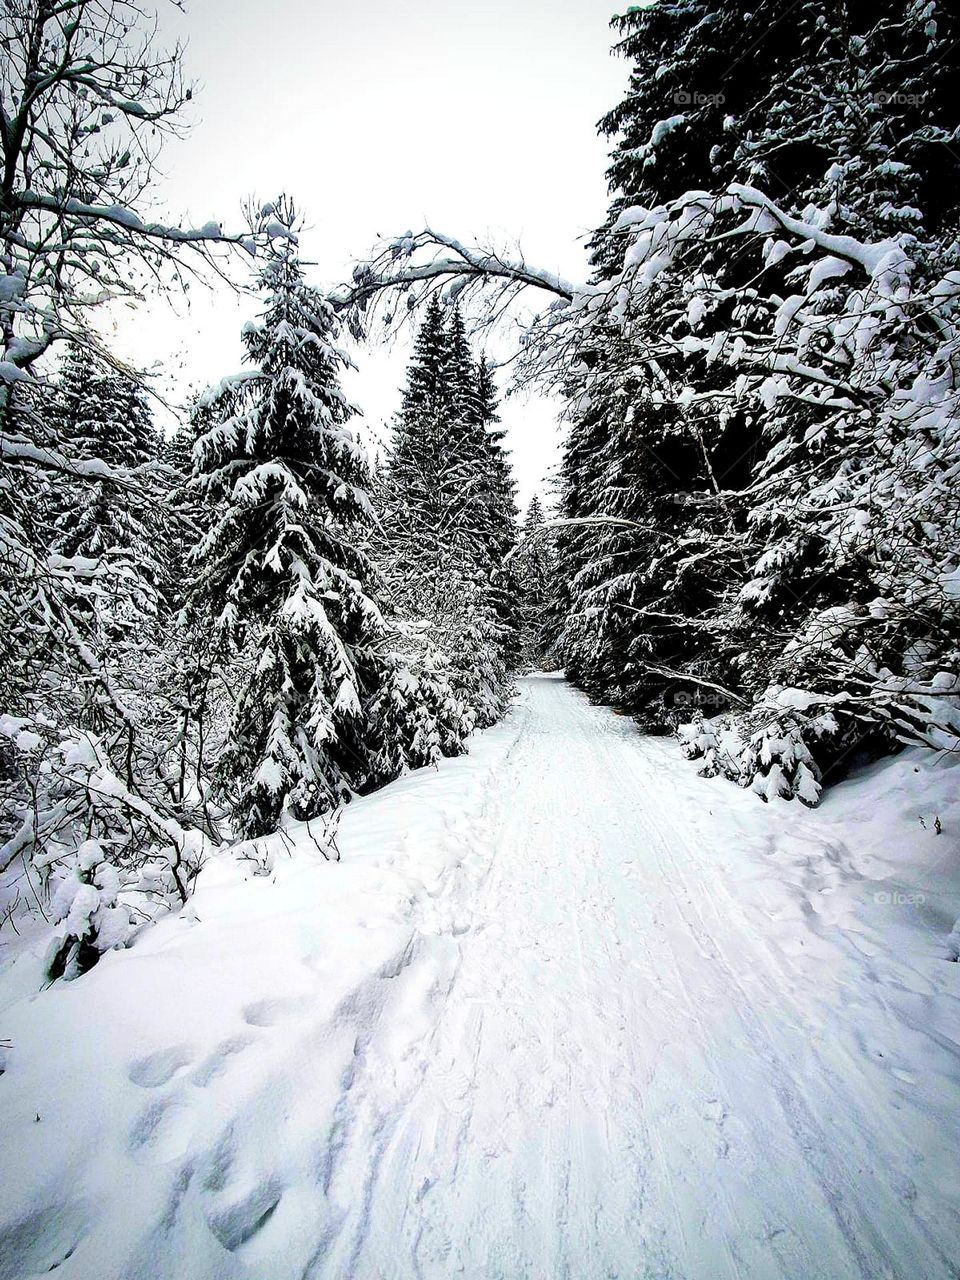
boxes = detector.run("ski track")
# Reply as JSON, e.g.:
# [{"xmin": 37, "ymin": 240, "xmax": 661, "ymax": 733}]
[
  {"xmin": 2, "ymin": 674, "xmax": 959, "ymax": 1280},
  {"xmin": 309, "ymin": 675, "xmax": 960, "ymax": 1280}
]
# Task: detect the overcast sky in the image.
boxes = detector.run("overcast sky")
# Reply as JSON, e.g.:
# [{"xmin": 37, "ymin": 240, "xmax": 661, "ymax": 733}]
[{"xmin": 123, "ymin": 0, "xmax": 629, "ymax": 509}]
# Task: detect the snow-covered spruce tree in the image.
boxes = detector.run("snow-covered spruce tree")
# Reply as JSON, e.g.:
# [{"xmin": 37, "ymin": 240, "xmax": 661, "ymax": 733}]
[
  {"xmin": 475, "ymin": 354, "xmax": 522, "ymax": 672},
  {"xmin": 580, "ymin": 0, "xmax": 960, "ymax": 796},
  {"xmin": 378, "ymin": 295, "xmax": 450, "ymax": 595},
  {"xmin": 191, "ymin": 201, "xmax": 403, "ymax": 837},
  {"xmin": 48, "ymin": 348, "xmax": 167, "ymax": 636},
  {"xmin": 555, "ymin": 0, "xmax": 813, "ymax": 728},
  {"xmin": 444, "ymin": 311, "xmax": 519, "ymax": 720},
  {"xmin": 515, "ymin": 494, "xmax": 560, "ymax": 670},
  {"xmin": 356, "ymin": 298, "xmax": 473, "ymax": 752},
  {"xmin": 366, "ymin": 626, "xmax": 469, "ymax": 778},
  {"xmin": 377, "ymin": 302, "xmax": 517, "ymax": 730},
  {"xmin": 592, "ymin": 1, "xmax": 830, "ymax": 276},
  {"xmin": 557, "ymin": 342, "xmax": 751, "ymax": 727}
]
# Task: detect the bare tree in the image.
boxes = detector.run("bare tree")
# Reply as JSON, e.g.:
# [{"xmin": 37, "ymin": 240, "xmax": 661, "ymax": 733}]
[
  {"xmin": 0, "ymin": 0, "xmax": 253, "ymax": 392},
  {"xmin": 0, "ymin": 2, "xmax": 257, "ymax": 927}
]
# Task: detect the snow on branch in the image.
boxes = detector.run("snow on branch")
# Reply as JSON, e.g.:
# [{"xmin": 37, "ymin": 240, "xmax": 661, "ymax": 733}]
[
  {"xmin": 0, "ymin": 0, "xmax": 259, "ymax": 381},
  {"xmin": 14, "ymin": 192, "xmax": 251, "ymax": 251},
  {"xmin": 726, "ymin": 185, "xmax": 911, "ymax": 283},
  {"xmin": 503, "ymin": 515, "xmax": 667, "ymax": 566},
  {"xmin": 331, "ymin": 227, "xmax": 575, "ymax": 338}
]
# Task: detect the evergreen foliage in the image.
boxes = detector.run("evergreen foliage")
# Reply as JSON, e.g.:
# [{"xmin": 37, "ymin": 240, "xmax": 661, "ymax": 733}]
[
  {"xmin": 552, "ymin": 0, "xmax": 960, "ymax": 799},
  {"xmin": 377, "ymin": 301, "xmax": 520, "ymax": 729},
  {"xmin": 190, "ymin": 202, "xmax": 394, "ymax": 836},
  {"xmin": 515, "ymin": 495, "xmax": 558, "ymax": 670}
]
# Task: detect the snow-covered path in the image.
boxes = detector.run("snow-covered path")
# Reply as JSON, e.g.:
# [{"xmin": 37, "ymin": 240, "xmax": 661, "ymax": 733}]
[
  {"xmin": 315, "ymin": 674, "xmax": 959, "ymax": 1280},
  {"xmin": 2, "ymin": 675, "xmax": 959, "ymax": 1279}
]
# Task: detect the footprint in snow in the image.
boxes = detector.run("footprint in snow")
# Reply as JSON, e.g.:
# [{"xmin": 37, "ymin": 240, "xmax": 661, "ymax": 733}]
[
  {"xmin": 128, "ymin": 1094, "xmax": 194, "ymax": 1163},
  {"xmin": 190, "ymin": 1034, "xmax": 255, "ymax": 1088},
  {"xmin": 127, "ymin": 1044, "xmax": 195, "ymax": 1088},
  {"xmin": 205, "ymin": 1179, "xmax": 285, "ymax": 1253},
  {"xmin": 241, "ymin": 995, "xmax": 312, "ymax": 1027}
]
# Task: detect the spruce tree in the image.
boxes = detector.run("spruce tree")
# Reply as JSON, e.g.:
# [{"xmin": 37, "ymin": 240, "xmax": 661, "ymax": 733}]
[
  {"xmin": 191, "ymin": 201, "xmax": 392, "ymax": 837},
  {"xmin": 475, "ymin": 356, "xmax": 522, "ymax": 671},
  {"xmin": 515, "ymin": 495, "xmax": 558, "ymax": 670},
  {"xmin": 47, "ymin": 346, "xmax": 166, "ymax": 640},
  {"xmin": 378, "ymin": 304, "xmax": 518, "ymax": 729},
  {"xmin": 558, "ymin": 0, "xmax": 960, "ymax": 795}
]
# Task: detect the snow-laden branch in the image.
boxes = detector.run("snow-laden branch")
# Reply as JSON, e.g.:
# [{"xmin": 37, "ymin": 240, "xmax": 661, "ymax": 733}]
[
  {"xmin": 332, "ymin": 227, "xmax": 575, "ymax": 336},
  {"xmin": 726, "ymin": 185, "xmax": 911, "ymax": 283},
  {"xmin": 13, "ymin": 191, "xmax": 255, "ymax": 252},
  {"xmin": 503, "ymin": 516, "xmax": 661, "ymax": 566},
  {"xmin": 0, "ymin": 432, "xmax": 140, "ymax": 482},
  {"xmin": 423, "ymin": 229, "xmax": 575, "ymax": 299},
  {"xmin": 635, "ymin": 662, "xmax": 749, "ymax": 708}
]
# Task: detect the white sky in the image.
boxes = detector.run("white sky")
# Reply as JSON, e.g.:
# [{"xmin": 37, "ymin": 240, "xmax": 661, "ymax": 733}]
[{"xmin": 119, "ymin": 0, "xmax": 629, "ymax": 511}]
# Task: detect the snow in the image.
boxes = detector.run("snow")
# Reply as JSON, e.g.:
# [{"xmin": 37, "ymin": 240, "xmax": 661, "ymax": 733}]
[
  {"xmin": 1, "ymin": 675, "xmax": 959, "ymax": 1278},
  {"xmin": 650, "ymin": 114, "xmax": 686, "ymax": 147},
  {"xmin": 0, "ymin": 361, "xmax": 37, "ymax": 385},
  {"xmin": 0, "ymin": 270, "xmax": 26, "ymax": 303},
  {"xmin": 727, "ymin": 185, "xmax": 913, "ymax": 281}
]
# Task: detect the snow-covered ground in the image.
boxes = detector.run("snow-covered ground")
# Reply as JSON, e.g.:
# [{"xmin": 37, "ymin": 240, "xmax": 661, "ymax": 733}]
[{"xmin": 1, "ymin": 674, "xmax": 959, "ymax": 1280}]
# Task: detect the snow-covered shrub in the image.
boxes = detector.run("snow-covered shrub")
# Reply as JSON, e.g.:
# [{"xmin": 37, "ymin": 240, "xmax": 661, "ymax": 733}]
[
  {"xmin": 45, "ymin": 840, "xmax": 134, "ymax": 981},
  {"xmin": 680, "ymin": 708, "xmax": 823, "ymax": 805},
  {"xmin": 738, "ymin": 717, "xmax": 823, "ymax": 807},
  {"xmin": 680, "ymin": 688, "xmax": 837, "ymax": 807},
  {"xmin": 677, "ymin": 676, "xmax": 938, "ymax": 806},
  {"xmin": 1, "ymin": 715, "xmax": 212, "ymax": 976},
  {"xmin": 678, "ymin": 711, "xmax": 744, "ymax": 782}
]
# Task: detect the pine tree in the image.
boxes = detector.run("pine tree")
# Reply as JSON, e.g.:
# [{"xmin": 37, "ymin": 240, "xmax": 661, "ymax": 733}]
[
  {"xmin": 382, "ymin": 294, "xmax": 453, "ymax": 594},
  {"xmin": 46, "ymin": 346, "xmax": 166, "ymax": 646},
  {"xmin": 475, "ymin": 356, "xmax": 522, "ymax": 671}
]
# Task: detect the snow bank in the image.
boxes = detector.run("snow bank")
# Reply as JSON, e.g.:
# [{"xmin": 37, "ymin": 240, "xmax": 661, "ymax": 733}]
[{"xmin": 0, "ymin": 706, "xmax": 524, "ymax": 1279}]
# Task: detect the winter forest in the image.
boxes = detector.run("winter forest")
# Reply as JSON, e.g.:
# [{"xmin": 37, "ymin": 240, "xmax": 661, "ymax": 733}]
[{"xmin": 1, "ymin": 2, "xmax": 959, "ymax": 1278}]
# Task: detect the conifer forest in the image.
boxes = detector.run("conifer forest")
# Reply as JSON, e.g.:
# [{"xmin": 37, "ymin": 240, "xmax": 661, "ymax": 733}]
[{"xmin": 1, "ymin": 3, "xmax": 959, "ymax": 1278}]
